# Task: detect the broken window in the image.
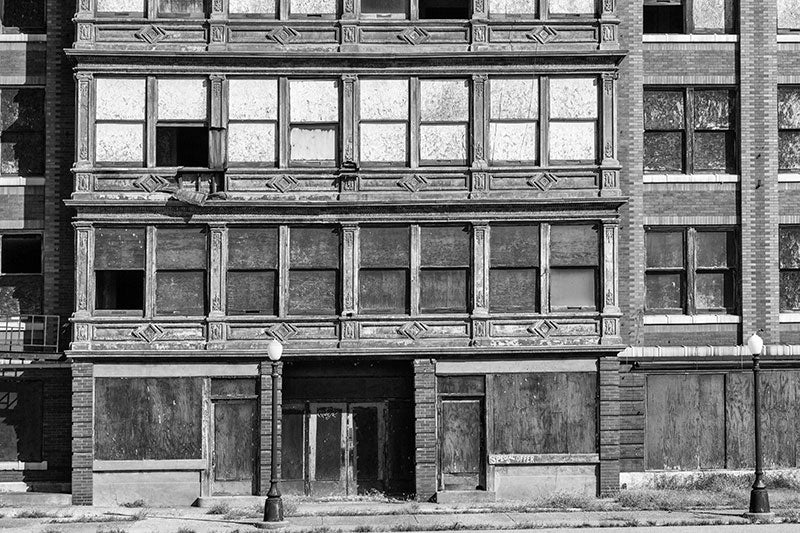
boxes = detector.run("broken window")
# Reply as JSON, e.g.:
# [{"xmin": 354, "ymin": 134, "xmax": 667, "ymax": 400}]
[
  {"xmin": 779, "ymin": 0, "xmax": 800, "ymax": 31},
  {"xmin": 0, "ymin": 234, "xmax": 42, "ymax": 315},
  {"xmin": 490, "ymin": 224, "xmax": 539, "ymax": 313},
  {"xmin": 418, "ymin": 0, "xmax": 469, "ymax": 19},
  {"xmin": 156, "ymin": 227, "xmax": 207, "ymax": 316},
  {"xmin": 289, "ymin": 0, "xmax": 337, "ymax": 17},
  {"xmin": 96, "ymin": 0, "xmax": 146, "ymax": 16},
  {"xmin": 359, "ymin": 226, "xmax": 410, "ymax": 314},
  {"xmin": 1, "ymin": 88, "xmax": 44, "ymax": 176},
  {"xmin": 420, "ymin": 225, "xmax": 470, "ymax": 313},
  {"xmin": 156, "ymin": 79, "xmax": 209, "ymax": 167},
  {"xmin": 288, "ymin": 227, "xmax": 339, "ymax": 315},
  {"xmin": 95, "ymin": 78, "xmax": 146, "ymax": 166},
  {"xmin": 289, "ymin": 80, "xmax": 338, "ymax": 165},
  {"xmin": 644, "ymin": 87, "xmax": 736, "ymax": 174},
  {"xmin": 779, "ymin": 87, "xmax": 800, "ymax": 172},
  {"xmin": 644, "ymin": 0, "xmax": 735, "ymax": 33},
  {"xmin": 228, "ymin": 79, "xmax": 278, "ymax": 165},
  {"xmin": 359, "ymin": 79, "xmax": 409, "ymax": 165},
  {"xmin": 94, "ymin": 227, "xmax": 145, "ymax": 314},
  {"xmin": 645, "ymin": 227, "xmax": 737, "ymax": 314},
  {"xmin": 0, "ymin": 0, "xmax": 45, "ymax": 32},
  {"xmin": 549, "ymin": 224, "xmax": 598, "ymax": 310},
  {"xmin": 550, "ymin": 0, "xmax": 594, "ymax": 16},
  {"xmin": 489, "ymin": 78, "xmax": 538, "ymax": 163},
  {"xmin": 158, "ymin": 0, "xmax": 206, "ymax": 17},
  {"xmin": 488, "ymin": 0, "xmax": 537, "ymax": 17},
  {"xmin": 362, "ymin": 0, "xmax": 408, "ymax": 17},
  {"xmin": 419, "ymin": 80, "xmax": 469, "ymax": 165},
  {"xmin": 549, "ymin": 77, "xmax": 597, "ymax": 163},
  {"xmin": 780, "ymin": 226, "xmax": 800, "ymax": 311},
  {"xmin": 227, "ymin": 227, "xmax": 278, "ymax": 315},
  {"xmin": 229, "ymin": 0, "xmax": 276, "ymax": 16}
]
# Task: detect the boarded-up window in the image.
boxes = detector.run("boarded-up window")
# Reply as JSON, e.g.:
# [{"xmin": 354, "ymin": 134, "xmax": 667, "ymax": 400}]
[
  {"xmin": 420, "ymin": 225, "xmax": 470, "ymax": 313},
  {"xmin": 549, "ymin": 225, "xmax": 597, "ymax": 310},
  {"xmin": 548, "ymin": 78, "xmax": 597, "ymax": 163},
  {"xmin": 227, "ymin": 227, "xmax": 278, "ymax": 315},
  {"xmin": 692, "ymin": 0, "xmax": 736, "ymax": 33},
  {"xmin": 360, "ymin": 79, "xmax": 409, "ymax": 164},
  {"xmin": 95, "ymin": 79, "xmax": 145, "ymax": 166},
  {"xmin": 489, "ymin": 0, "xmax": 536, "ymax": 17},
  {"xmin": 289, "ymin": 227, "xmax": 339, "ymax": 315},
  {"xmin": 289, "ymin": 80, "xmax": 338, "ymax": 164},
  {"xmin": 644, "ymin": 87, "xmax": 736, "ymax": 174},
  {"xmin": 228, "ymin": 79, "xmax": 278, "ymax": 165},
  {"xmin": 549, "ymin": 0, "xmax": 594, "ymax": 15},
  {"xmin": 156, "ymin": 227, "xmax": 207, "ymax": 316},
  {"xmin": 780, "ymin": 226, "xmax": 800, "ymax": 311},
  {"xmin": 492, "ymin": 372, "xmax": 597, "ymax": 454},
  {"xmin": 158, "ymin": 0, "xmax": 206, "ymax": 16},
  {"xmin": 0, "ymin": 380, "xmax": 42, "ymax": 462},
  {"xmin": 779, "ymin": 87, "xmax": 800, "ymax": 172},
  {"xmin": 489, "ymin": 78, "xmax": 538, "ymax": 163},
  {"xmin": 95, "ymin": 377, "xmax": 202, "ymax": 460},
  {"xmin": 96, "ymin": 0, "xmax": 146, "ymax": 15},
  {"xmin": 95, "ymin": 227, "xmax": 145, "ymax": 313},
  {"xmin": 359, "ymin": 226, "xmax": 410, "ymax": 314},
  {"xmin": 490, "ymin": 224, "xmax": 538, "ymax": 312},
  {"xmin": 0, "ymin": 234, "xmax": 43, "ymax": 314},
  {"xmin": 779, "ymin": 0, "xmax": 800, "ymax": 30},
  {"xmin": 644, "ymin": 0, "xmax": 734, "ymax": 33},
  {"xmin": 1, "ymin": 88, "xmax": 44, "ymax": 176},
  {"xmin": 0, "ymin": 0, "xmax": 45, "ymax": 32},
  {"xmin": 289, "ymin": 0, "xmax": 336, "ymax": 16},
  {"xmin": 419, "ymin": 80, "xmax": 469, "ymax": 164},
  {"xmin": 229, "ymin": 0, "xmax": 276, "ymax": 15}
]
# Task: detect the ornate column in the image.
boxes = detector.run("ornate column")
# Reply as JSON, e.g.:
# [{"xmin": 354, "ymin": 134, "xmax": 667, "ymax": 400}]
[
  {"xmin": 600, "ymin": 72, "xmax": 621, "ymax": 197},
  {"xmin": 208, "ymin": 224, "xmax": 227, "ymax": 347},
  {"xmin": 73, "ymin": 222, "xmax": 93, "ymax": 351},
  {"xmin": 75, "ymin": 73, "xmax": 93, "ymax": 169},
  {"xmin": 341, "ymin": 224, "xmax": 359, "ymax": 344},
  {"xmin": 472, "ymin": 224, "xmax": 490, "ymax": 346},
  {"xmin": 601, "ymin": 222, "xmax": 621, "ymax": 345},
  {"xmin": 342, "ymin": 75, "xmax": 357, "ymax": 168}
]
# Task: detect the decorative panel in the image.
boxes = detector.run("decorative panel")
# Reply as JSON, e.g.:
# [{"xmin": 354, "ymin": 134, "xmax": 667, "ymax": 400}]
[
  {"xmin": 95, "ymin": 79, "xmax": 145, "ymax": 121},
  {"xmin": 157, "ymin": 79, "xmax": 208, "ymax": 121},
  {"xmin": 550, "ymin": 78, "xmax": 597, "ymax": 119},
  {"xmin": 229, "ymin": 79, "xmax": 277, "ymax": 120}
]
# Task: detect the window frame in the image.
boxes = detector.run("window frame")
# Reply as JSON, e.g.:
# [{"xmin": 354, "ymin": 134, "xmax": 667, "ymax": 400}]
[
  {"xmin": 155, "ymin": 78, "xmax": 211, "ymax": 169},
  {"xmin": 287, "ymin": 226, "xmax": 341, "ymax": 316},
  {"xmin": 548, "ymin": 223, "xmax": 600, "ymax": 312},
  {"xmin": 93, "ymin": 78, "xmax": 147, "ymax": 168},
  {"xmin": 488, "ymin": 77, "xmax": 540, "ymax": 165},
  {"xmin": 358, "ymin": 225, "xmax": 411, "ymax": 315},
  {"xmin": 225, "ymin": 226, "xmax": 280, "ymax": 316},
  {"xmin": 419, "ymin": 224, "xmax": 472, "ymax": 315},
  {"xmin": 93, "ymin": 226, "xmax": 146, "ymax": 316},
  {"xmin": 547, "ymin": 76, "xmax": 599, "ymax": 166},
  {"xmin": 226, "ymin": 78, "xmax": 279, "ymax": 168},
  {"xmin": 287, "ymin": 79, "xmax": 340, "ymax": 167},
  {"xmin": 154, "ymin": 226, "xmax": 209, "ymax": 317},
  {"xmin": 643, "ymin": 0, "xmax": 737, "ymax": 35},
  {"xmin": 418, "ymin": 78, "xmax": 471, "ymax": 167},
  {"xmin": 0, "ymin": 86, "xmax": 45, "ymax": 177},
  {"xmin": 0, "ymin": 0, "xmax": 46, "ymax": 33},
  {"xmin": 779, "ymin": 225, "xmax": 800, "ymax": 312},
  {"xmin": 488, "ymin": 224, "xmax": 540, "ymax": 313},
  {"xmin": 644, "ymin": 226, "xmax": 739, "ymax": 315},
  {"xmin": 0, "ymin": 232, "xmax": 44, "ymax": 316},
  {"xmin": 357, "ymin": 78, "xmax": 411, "ymax": 167},
  {"xmin": 779, "ymin": 85, "xmax": 800, "ymax": 173}
]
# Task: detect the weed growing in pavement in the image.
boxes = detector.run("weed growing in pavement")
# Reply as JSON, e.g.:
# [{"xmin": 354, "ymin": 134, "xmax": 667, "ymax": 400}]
[
  {"xmin": 96, "ymin": 528, "xmax": 128, "ymax": 533},
  {"xmin": 51, "ymin": 514, "xmax": 138, "ymax": 524},
  {"xmin": 15, "ymin": 509, "xmax": 60, "ymax": 518},
  {"xmin": 120, "ymin": 500, "xmax": 146, "ymax": 508},
  {"xmin": 224, "ymin": 507, "xmax": 261, "ymax": 519},
  {"xmin": 176, "ymin": 527, "xmax": 197, "ymax": 533},
  {"xmin": 40, "ymin": 528, "xmax": 64, "ymax": 533},
  {"xmin": 206, "ymin": 502, "xmax": 231, "ymax": 515},
  {"xmin": 354, "ymin": 525, "xmax": 374, "ymax": 532}
]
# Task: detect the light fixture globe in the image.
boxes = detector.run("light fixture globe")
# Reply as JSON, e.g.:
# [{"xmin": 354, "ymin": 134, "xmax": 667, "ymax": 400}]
[
  {"xmin": 747, "ymin": 333, "xmax": 764, "ymax": 356},
  {"xmin": 267, "ymin": 338, "xmax": 283, "ymax": 361}
]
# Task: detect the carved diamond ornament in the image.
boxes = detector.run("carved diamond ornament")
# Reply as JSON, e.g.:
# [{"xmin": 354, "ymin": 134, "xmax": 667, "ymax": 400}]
[
  {"xmin": 398, "ymin": 321, "xmax": 429, "ymax": 340},
  {"xmin": 397, "ymin": 174, "xmax": 428, "ymax": 193},
  {"xmin": 526, "ymin": 26, "xmax": 558, "ymax": 44},
  {"xmin": 399, "ymin": 27, "xmax": 430, "ymax": 45},
  {"xmin": 527, "ymin": 319, "xmax": 558, "ymax": 339},
  {"xmin": 134, "ymin": 174, "xmax": 170, "ymax": 193},
  {"xmin": 264, "ymin": 322, "xmax": 299, "ymax": 342},
  {"xmin": 133, "ymin": 323, "xmax": 165, "ymax": 343},
  {"xmin": 266, "ymin": 26, "xmax": 300, "ymax": 45},
  {"xmin": 266, "ymin": 175, "xmax": 299, "ymax": 193},
  {"xmin": 135, "ymin": 25, "xmax": 168, "ymax": 44},
  {"xmin": 527, "ymin": 172, "xmax": 558, "ymax": 191}
]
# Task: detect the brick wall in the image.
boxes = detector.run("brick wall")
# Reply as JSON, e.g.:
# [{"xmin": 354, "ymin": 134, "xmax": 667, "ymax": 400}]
[
  {"xmin": 413, "ymin": 358, "xmax": 436, "ymax": 501},
  {"xmin": 618, "ymin": 367, "xmax": 645, "ymax": 473},
  {"xmin": 71, "ymin": 362, "xmax": 92, "ymax": 505},
  {"xmin": 643, "ymin": 45, "xmax": 737, "ymax": 79},
  {"xmin": 598, "ymin": 357, "xmax": 620, "ymax": 496},
  {"xmin": 259, "ymin": 361, "xmax": 282, "ymax": 496},
  {"xmin": 643, "ymin": 185, "xmax": 739, "ymax": 218}
]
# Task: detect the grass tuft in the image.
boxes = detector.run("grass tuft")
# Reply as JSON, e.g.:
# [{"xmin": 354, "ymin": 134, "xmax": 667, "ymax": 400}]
[
  {"xmin": 119, "ymin": 500, "xmax": 146, "ymax": 508},
  {"xmin": 206, "ymin": 502, "xmax": 231, "ymax": 515},
  {"xmin": 15, "ymin": 509, "xmax": 59, "ymax": 519},
  {"xmin": 176, "ymin": 528, "xmax": 197, "ymax": 533}
]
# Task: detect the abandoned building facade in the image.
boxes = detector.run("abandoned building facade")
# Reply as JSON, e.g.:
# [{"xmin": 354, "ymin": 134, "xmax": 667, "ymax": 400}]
[{"xmin": 2, "ymin": 0, "xmax": 800, "ymax": 505}]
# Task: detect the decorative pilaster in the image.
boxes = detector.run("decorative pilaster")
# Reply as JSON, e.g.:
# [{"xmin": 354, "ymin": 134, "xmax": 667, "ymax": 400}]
[
  {"xmin": 342, "ymin": 0, "xmax": 356, "ymax": 19},
  {"xmin": 210, "ymin": 0, "xmax": 225, "ymax": 18},
  {"xmin": 75, "ymin": 73, "xmax": 93, "ymax": 169},
  {"xmin": 601, "ymin": 222, "xmax": 621, "ymax": 345},
  {"xmin": 472, "ymin": 75, "xmax": 487, "ymax": 168},
  {"xmin": 209, "ymin": 225, "xmax": 226, "ymax": 320},
  {"xmin": 341, "ymin": 224, "xmax": 358, "ymax": 318},
  {"xmin": 76, "ymin": 0, "xmax": 92, "ymax": 19},
  {"xmin": 342, "ymin": 75, "xmax": 357, "ymax": 167},
  {"xmin": 472, "ymin": 224, "xmax": 489, "ymax": 317},
  {"xmin": 600, "ymin": 72, "xmax": 621, "ymax": 197},
  {"xmin": 74, "ymin": 223, "xmax": 93, "ymax": 322}
]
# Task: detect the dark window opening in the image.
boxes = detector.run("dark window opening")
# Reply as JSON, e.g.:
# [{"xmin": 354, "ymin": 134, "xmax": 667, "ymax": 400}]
[
  {"xmin": 643, "ymin": 4, "xmax": 684, "ymax": 34},
  {"xmin": 156, "ymin": 126, "xmax": 208, "ymax": 167},
  {"xmin": 1, "ymin": 0, "xmax": 45, "ymax": 32},
  {"xmin": 362, "ymin": 0, "xmax": 408, "ymax": 15},
  {"xmin": 96, "ymin": 270, "xmax": 144, "ymax": 312},
  {"xmin": 419, "ymin": 0, "xmax": 469, "ymax": 19},
  {"xmin": 1, "ymin": 235, "xmax": 41, "ymax": 274}
]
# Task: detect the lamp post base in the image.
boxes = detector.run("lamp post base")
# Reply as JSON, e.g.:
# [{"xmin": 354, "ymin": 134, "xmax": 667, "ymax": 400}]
[
  {"xmin": 747, "ymin": 486, "xmax": 772, "ymax": 517},
  {"xmin": 254, "ymin": 520, "xmax": 289, "ymax": 529},
  {"xmin": 264, "ymin": 494, "xmax": 284, "ymax": 522}
]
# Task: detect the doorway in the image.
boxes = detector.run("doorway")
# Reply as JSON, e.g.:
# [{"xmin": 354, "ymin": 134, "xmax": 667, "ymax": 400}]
[
  {"xmin": 437, "ymin": 375, "xmax": 486, "ymax": 491},
  {"xmin": 210, "ymin": 379, "xmax": 258, "ymax": 495}
]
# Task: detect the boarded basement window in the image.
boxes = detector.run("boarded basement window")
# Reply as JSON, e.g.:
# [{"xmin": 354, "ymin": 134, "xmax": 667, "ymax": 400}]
[
  {"xmin": 156, "ymin": 227, "xmax": 207, "ymax": 316},
  {"xmin": 228, "ymin": 79, "xmax": 278, "ymax": 165},
  {"xmin": 0, "ymin": 88, "xmax": 44, "ymax": 176},
  {"xmin": 490, "ymin": 224, "xmax": 539, "ymax": 313},
  {"xmin": 779, "ymin": 87, "xmax": 800, "ymax": 172},
  {"xmin": 548, "ymin": 77, "xmax": 597, "ymax": 163},
  {"xmin": 549, "ymin": 224, "xmax": 598, "ymax": 310},
  {"xmin": 94, "ymin": 227, "xmax": 145, "ymax": 314},
  {"xmin": 778, "ymin": 0, "xmax": 800, "ymax": 31},
  {"xmin": 158, "ymin": 0, "xmax": 206, "ymax": 17},
  {"xmin": 289, "ymin": 227, "xmax": 339, "ymax": 315},
  {"xmin": 418, "ymin": 0, "xmax": 469, "ymax": 19},
  {"xmin": 289, "ymin": 80, "xmax": 338, "ymax": 165},
  {"xmin": 489, "ymin": 78, "xmax": 538, "ymax": 163},
  {"xmin": 420, "ymin": 225, "xmax": 470, "ymax": 313},
  {"xmin": 780, "ymin": 226, "xmax": 800, "ymax": 311},
  {"xmin": 0, "ymin": 0, "xmax": 45, "ymax": 32},
  {"xmin": 419, "ymin": 79, "xmax": 469, "ymax": 164},
  {"xmin": 0, "ymin": 380, "xmax": 42, "ymax": 462},
  {"xmin": 359, "ymin": 226, "xmax": 410, "ymax": 314},
  {"xmin": 227, "ymin": 227, "xmax": 279, "ymax": 315},
  {"xmin": 95, "ymin": 78, "xmax": 146, "ymax": 166},
  {"xmin": 360, "ymin": 79, "xmax": 409, "ymax": 164}
]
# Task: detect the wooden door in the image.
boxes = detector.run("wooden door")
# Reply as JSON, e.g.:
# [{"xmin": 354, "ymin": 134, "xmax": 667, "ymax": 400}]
[
  {"xmin": 439, "ymin": 398, "xmax": 484, "ymax": 491},
  {"xmin": 308, "ymin": 403, "xmax": 347, "ymax": 496},
  {"xmin": 351, "ymin": 403, "xmax": 384, "ymax": 495},
  {"xmin": 213, "ymin": 399, "xmax": 256, "ymax": 495},
  {"xmin": 281, "ymin": 404, "xmax": 307, "ymax": 495}
]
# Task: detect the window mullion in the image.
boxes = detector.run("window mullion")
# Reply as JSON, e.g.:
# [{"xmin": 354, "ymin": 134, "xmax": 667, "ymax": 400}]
[
  {"xmin": 278, "ymin": 77, "xmax": 289, "ymax": 168},
  {"xmin": 686, "ymin": 227, "xmax": 697, "ymax": 314},
  {"xmin": 410, "ymin": 224, "xmax": 421, "ymax": 316},
  {"xmin": 685, "ymin": 88, "xmax": 694, "ymax": 174},
  {"xmin": 685, "ymin": 0, "xmax": 693, "ymax": 34},
  {"xmin": 540, "ymin": 223, "xmax": 550, "ymax": 313},
  {"xmin": 540, "ymin": 76, "xmax": 550, "ymax": 168},
  {"xmin": 410, "ymin": 77, "xmax": 420, "ymax": 169}
]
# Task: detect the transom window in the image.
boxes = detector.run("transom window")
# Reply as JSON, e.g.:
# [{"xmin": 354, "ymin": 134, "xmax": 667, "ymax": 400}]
[{"xmin": 643, "ymin": 0, "xmax": 736, "ymax": 34}]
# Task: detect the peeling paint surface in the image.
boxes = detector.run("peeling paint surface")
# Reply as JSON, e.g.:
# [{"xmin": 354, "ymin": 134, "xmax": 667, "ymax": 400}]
[
  {"xmin": 229, "ymin": 0, "xmax": 276, "ymax": 13},
  {"xmin": 549, "ymin": 122, "xmax": 595, "ymax": 161},
  {"xmin": 96, "ymin": 0, "xmax": 145, "ymax": 11},
  {"xmin": 420, "ymin": 124, "xmax": 467, "ymax": 161},
  {"xmin": 290, "ymin": 0, "xmax": 336, "ymax": 14},
  {"xmin": 228, "ymin": 123, "xmax": 276, "ymax": 162},
  {"xmin": 95, "ymin": 78, "xmax": 145, "ymax": 120},
  {"xmin": 490, "ymin": 78, "xmax": 538, "ymax": 119},
  {"xmin": 489, "ymin": 0, "xmax": 537, "ymax": 16},
  {"xmin": 550, "ymin": 78, "xmax": 597, "ymax": 119},
  {"xmin": 360, "ymin": 79, "xmax": 408, "ymax": 120},
  {"xmin": 96, "ymin": 123, "xmax": 144, "ymax": 162},
  {"xmin": 692, "ymin": 0, "xmax": 730, "ymax": 30},
  {"xmin": 490, "ymin": 122, "xmax": 537, "ymax": 161},
  {"xmin": 360, "ymin": 123, "xmax": 407, "ymax": 162},
  {"xmin": 779, "ymin": 0, "xmax": 800, "ymax": 29},
  {"xmin": 549, "ymin": 0, "xmax": 594, "ymax": 14},
  {"xmin": 290, "ymin": 127, "xmax": 336, "ymax": 161},
  {"xmin": 157, "ymin": 79, "xmax": 207, "ymax": 121},
  {"xmin": 290, "ymin": 80, "xmax": 338, "ymax": 122},
  {"xmin": 229, "ymin": 79, "xmax": 277, "ymax": 120},
  {"xmin": 420, "ymin": 80, "xmax": 469, "ymax": 121}
]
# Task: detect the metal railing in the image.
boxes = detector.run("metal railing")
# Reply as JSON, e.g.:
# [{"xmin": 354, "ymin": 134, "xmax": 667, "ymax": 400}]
[{"xmin": 0, "ymin": 315, "xmax": 60, "ymax": 355}]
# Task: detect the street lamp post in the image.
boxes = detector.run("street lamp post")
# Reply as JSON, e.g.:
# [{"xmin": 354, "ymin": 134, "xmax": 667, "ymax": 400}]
[
  {"xmin": 261, "ymin": 338, "xmax": 286, "ymax": 527},
  {"xmin": 745, "ymin": 332, "xmax": 771, "ymax": 519}
]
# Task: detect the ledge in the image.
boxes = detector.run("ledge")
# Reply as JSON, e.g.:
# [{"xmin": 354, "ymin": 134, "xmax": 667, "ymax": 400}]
[
  {"xmin": 780, "ymin": 313, "xmax": 800, "ymax": 323},
  {"xmin": 621, "ymin": 345, "xmax": 800, "ymax": 359},
  {"xmin": 0, "ymin": 34, "xmax": 46, "ymax": 42},
  {"xmin": 0, "ymin": 177, "xmax": 46, "ymax": 186},
  {"xmin": 778, "ymin": 173, "xmax": 800, "ymax": 182},
  {"xmin": 644, "ymin": 314, "xmax": 741, "ymax": 325},
  {"xmin": 0, "ymin": 461, "xmax": 47, "ymax": 471},
  {"xmin": 94, "ymin": 459, "xmax": 205, "ymax": 472},
  {"xmin": 644, "ymin": 173, "xmax": 738, "ymax": 183},
  {"xmin": 643, "ymin": 33, "xmax": 738, "ymax": 42},
  {"xmin": 489, "ymin": 453, "xmax": 599, "ymax": 465},
  {"xmin": 778, "ymin": 34, "xmax": 800, "ymax": 42}
]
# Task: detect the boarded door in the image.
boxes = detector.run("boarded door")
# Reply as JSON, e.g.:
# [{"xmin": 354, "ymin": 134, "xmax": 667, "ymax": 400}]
[
  {"xmin": 439, "ymin": 398, "xmax": 483, "ymax": 490},
  {"xmin": 213, "ymin": 400, "xmax": 256, "ymax": 494},
  {"xmin": 352, "ymin": 403, "xmax": 383, "ymax": 494}
]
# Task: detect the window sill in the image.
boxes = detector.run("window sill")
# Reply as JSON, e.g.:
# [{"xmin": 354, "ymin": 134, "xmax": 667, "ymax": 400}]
[
  {"xmin": 644, "ymin": 314, "xmax": 741, "ymax": 325},
  {"xmin": 644, "ymin": 173, "xmax": 738, "ymax": 183},
  {"xmin": 643, "ymin": 34, "xmax": 738, "ymax": 43},
  {"xmin": 0, "ymin": 461, "xmax": 46, "ymax": 471},
  {"xmin": 780, "ymin": 313, "xmax": 800, "ymax": 323},
  {"xmin": 778, "ymin": 34, "xmax": 800, "ymax": 42},
  {"xmin": 778, "ymin": 173, "xmax": 800, "ymax": 182},
  {"xmin": 0, "ymin": 34, "xmax": 46, "ymax": 42}
]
